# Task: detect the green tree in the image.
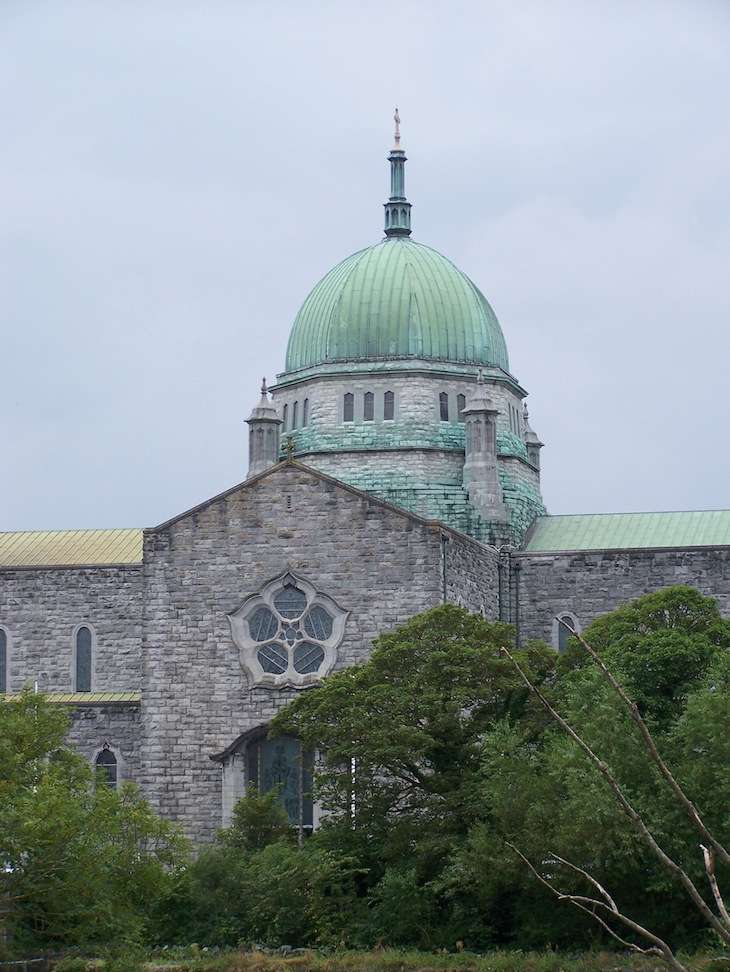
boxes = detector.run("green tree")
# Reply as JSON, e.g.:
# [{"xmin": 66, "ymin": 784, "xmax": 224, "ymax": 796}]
[
  {"xmin": 271, "ymin": 604, "xmax": 554, "ymax": 947},
  {"xmin": 0, "ymin": 689, "xmax": 186, "ymax": 955},
  {"xmin": 151, "ymin": 790, "xmax": 365, "ymax": 948},
  {"xmin": 500, "ymin": 588, "xmax": 730, "ymax": 967},
  {"xmin": 563, "ymin": 586, "xmax": 730, "ymax": 727}
]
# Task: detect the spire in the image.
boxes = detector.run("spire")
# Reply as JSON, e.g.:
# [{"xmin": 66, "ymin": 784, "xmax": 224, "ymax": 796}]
[
  {"xmin": 245, "ymin": 378, "xmax": 283, "ymax": 478},
  {"xmin": 384, "ymin": 108, "xmax": 412, "ymax": 238},
  {"xmin": 523, "ymin": 402, "xmax": 544, "ymax": 469}
]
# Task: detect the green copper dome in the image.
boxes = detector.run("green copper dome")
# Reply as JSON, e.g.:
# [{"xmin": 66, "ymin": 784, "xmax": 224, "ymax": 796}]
[{"xmin": 285, "ymin": 236, "xmax": 510, "ymax": 373}]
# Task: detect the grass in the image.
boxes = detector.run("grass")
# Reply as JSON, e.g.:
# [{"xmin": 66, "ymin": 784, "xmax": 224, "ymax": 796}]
[{"xmin": 132, "ymin": 946, "xmax": 729, "ymax": 972}]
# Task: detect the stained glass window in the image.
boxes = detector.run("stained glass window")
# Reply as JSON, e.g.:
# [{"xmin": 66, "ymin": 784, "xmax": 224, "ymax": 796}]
[
  {"xmin": 247, "ymin": 736, "xmax": 313, "ymax": 828},
  {"xmin": 293, "ymin": 642, "xmax": 325, "ymax": 674},
  {"xmin": 343, "ymin": 393, "xmax": 354, "ymax": 422},
  {"xmin": 303, "ymin": 605, "xmax": 333, "ymax": 640},
  {"xmin": 384, "ymin": 390, "xmax": 394, "ymax": 421},
  {"xmin": 229, "ymin": 570, "xmax": 347, "ymax": 687},
  {"xmin": 363, "ymin": 391, "xmax": 374, "ymax": 422},
  {"xmin": 258, "ymin": 642, "xmax": 288, "ymax": 674},
  {"xmin": 457, "ymin": 394, "xmax": 466, "ymax": 422},
  {"xmin": 95, "ymin": 748, "xmax": 118, "ymax": 787},
  {"xmin": 249, "ymin": 607, "xmax": 278, "ymax": 642},
  {"xmin": 274, "ymin": 584, "xmax": 307, "ymax": 618}
]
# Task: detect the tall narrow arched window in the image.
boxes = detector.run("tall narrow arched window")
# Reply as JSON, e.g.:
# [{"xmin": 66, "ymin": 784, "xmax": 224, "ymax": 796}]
[
  {"xmin": 457, "ymin": 394, "xmax": 466, "ymax": 422},
  {"xmin": 439, "ymin": 392, "xmax": 449, "ymax": 422},
  {"xmin": 0, "ymin": 628, "xmax": 7, "ymax": 694},
  {"xmin": 95, "ymin": 747, "xmax": 118, "ymax": 787},
  {"xmin": 383, "ymin": 390, "xmax": 394, "ymax": 421},
  {"xmin": 363, "ymin": 391, "xmax": 374, "ymax": 422},
  {"xmin": 292, "ymin": 401, "xmax": 299, "ymax": 429},
  {"xmin": 302, "ymin": 398, "xmax": 309, "ymax": 427},
  {"xmin": 343, "ymin": 393, "xmax": 354, "ymax": 423},
  {"xmin": 555, "ymin": 613, "xmax": 579, "ymax": 653},
  {"xmin": 76, "ymin": 626, "xmax": 92, "ymax": 692},
  {"xmin": 282, "ymin": 403, "xmax": 289, "ymax": 430}
]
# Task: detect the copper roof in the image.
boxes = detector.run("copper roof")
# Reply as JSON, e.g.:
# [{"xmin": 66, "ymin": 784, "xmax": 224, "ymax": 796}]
[
  {"xmin": 523, "ymin": 511, "xmax": 730, "ymax": 552},
  {"xmin": 0, "ymin": 529, "xmax": 143, "ymax": 568}
]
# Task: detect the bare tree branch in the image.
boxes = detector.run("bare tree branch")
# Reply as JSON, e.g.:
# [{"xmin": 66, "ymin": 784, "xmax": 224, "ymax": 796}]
[
  {"xmin": 501, "ymin": 646, "xmax": 730, "ymax": 945},
  {"xmin": 701, "ymin": 844, "xmax": 730, "ymax": 927},
  {"xmin": 507, "ymin": 843, "xmax": 691, "ymax": 972},
  {"xmin": 561, "ymin": 618, "xmax": 730, "ymax": 867}
]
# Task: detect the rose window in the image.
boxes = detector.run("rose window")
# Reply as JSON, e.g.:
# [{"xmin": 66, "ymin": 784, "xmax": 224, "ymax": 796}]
[{"xmin": 228, "ymin": 570, "xmax": 348, "ymax": 688}]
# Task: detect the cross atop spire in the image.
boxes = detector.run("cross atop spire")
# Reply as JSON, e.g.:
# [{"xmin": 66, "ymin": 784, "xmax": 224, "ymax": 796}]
[{"xmin": 384, "ymin": 108, "xmax": 412, "ymax": 238}]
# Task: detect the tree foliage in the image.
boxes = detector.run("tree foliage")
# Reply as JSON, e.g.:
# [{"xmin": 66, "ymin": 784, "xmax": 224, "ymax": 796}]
[
  {"xmin": 0, "ymin": 689, "xmax": 186, "ymax": 955},
  {"xmin": 128, "ymin": 590, "xmax": 730, "ymax": 956},
  {"xmin": 501, "ymin": 587, "xmax": 730, "ymax": 966},
  {"xmin": 271, "ymin": 605, "xmax": 556, "ymax": 947}
]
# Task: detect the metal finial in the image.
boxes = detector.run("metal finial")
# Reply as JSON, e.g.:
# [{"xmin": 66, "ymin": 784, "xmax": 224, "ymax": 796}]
[{"xmin": 394, "ymin": 107, "xmax": 401, "ymax": 148}]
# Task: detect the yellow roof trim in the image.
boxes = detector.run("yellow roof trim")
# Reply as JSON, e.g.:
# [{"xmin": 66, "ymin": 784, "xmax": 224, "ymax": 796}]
[
  {"xmin": 3, "ymin": 692, "xmax": 142, "ymax": 705},
  {"xmin": 0, "ymin": 529, "xmax": 143, "ymax": 568}
]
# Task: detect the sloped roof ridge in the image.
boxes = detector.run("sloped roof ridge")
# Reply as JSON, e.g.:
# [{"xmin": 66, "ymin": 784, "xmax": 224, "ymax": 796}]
[{"xmin": 146, "ymin": 459, "xmax": 489, "ymax": 551}]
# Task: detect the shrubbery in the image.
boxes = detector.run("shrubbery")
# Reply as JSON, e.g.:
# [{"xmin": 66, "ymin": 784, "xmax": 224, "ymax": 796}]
[{"xmin": 5, "ymin": 589, "xmax": 728, "ymax": 961}]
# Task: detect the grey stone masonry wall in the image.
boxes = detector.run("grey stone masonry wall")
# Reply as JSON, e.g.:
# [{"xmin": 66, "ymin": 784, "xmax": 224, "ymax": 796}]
[
  {"xmin": 442, "ymin": 530, "xmax": 500, "ymax": 618},
  {"xmin": 140, "ymin": 461, "xmax": 490, "ymax": 844},
  {"xmin": 516, "ymin": 545, "xmax": 730, "ymax": 647},
  {"xmin": 0, "ymin": 565, "xmax": 143, "ymax": 694},
  {"xmin": 66, "ymin": 703, "xmax": 142, "ymax": 784}
]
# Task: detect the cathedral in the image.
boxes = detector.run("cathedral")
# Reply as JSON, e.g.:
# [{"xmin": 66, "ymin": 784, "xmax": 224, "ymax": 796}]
[{"xmin": 3, "ymin": 120, "xmax": 730, "ymax": 843}]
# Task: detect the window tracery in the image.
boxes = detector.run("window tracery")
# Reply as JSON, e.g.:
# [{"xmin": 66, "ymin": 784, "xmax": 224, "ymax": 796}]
[{"xmin": 228, "ymin": 569, "xmax": 348, "ymax": 688}]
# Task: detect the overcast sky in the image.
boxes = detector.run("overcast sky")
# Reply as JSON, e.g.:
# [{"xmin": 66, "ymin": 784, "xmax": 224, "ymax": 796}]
[{"xmin": 3, "ymin": 1, "xmax": 730, "ymax": 531}]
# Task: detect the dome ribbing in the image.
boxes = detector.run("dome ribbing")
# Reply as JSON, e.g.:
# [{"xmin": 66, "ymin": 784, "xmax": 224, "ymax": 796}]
[{"xmin": 285, "ymin": 236, "xmax": 510, "ymax": 373}]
